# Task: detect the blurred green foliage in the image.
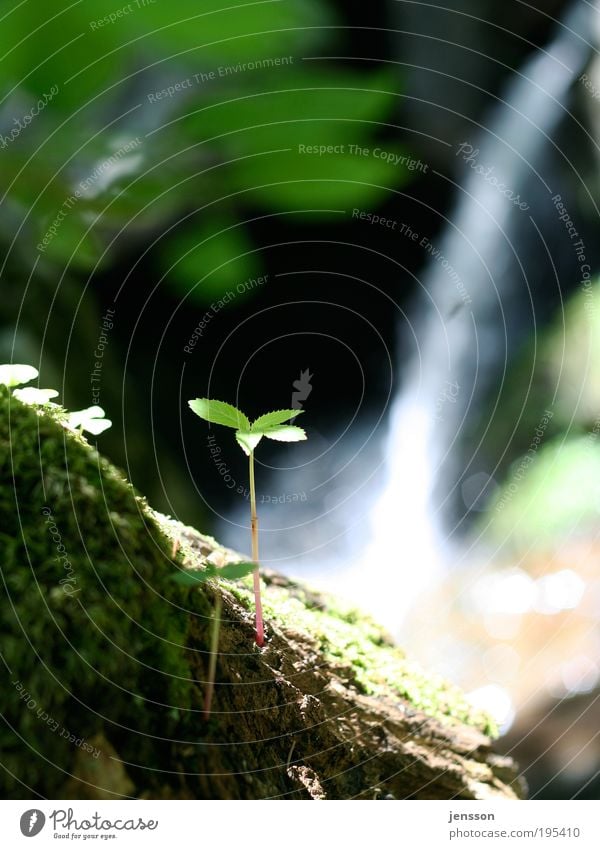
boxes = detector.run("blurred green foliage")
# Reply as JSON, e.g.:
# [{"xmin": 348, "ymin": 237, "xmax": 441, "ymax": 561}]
[
  {"xmin": 488, "ymin": 436, "xmax": 600, "ymax": 547},
  {"xmin": 0, "ymin": 1, "xmax": 413, "ymax": 303},
  {"xmin": 483, "ymin": 280, "xmax": 600, "ymax": 549}
]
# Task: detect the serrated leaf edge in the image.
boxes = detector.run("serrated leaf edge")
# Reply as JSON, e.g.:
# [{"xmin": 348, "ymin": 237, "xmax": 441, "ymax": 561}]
[
  {"xmin": 263, "ymin": 424, "xmax": 307, "ymax": 442},
  {"xmin": 251, "ymin": 408, "xmax": 303, "ymax": 432},
  {"xmin": 188, "ymin": 398, "xmax": 250, "ymax": 430}
]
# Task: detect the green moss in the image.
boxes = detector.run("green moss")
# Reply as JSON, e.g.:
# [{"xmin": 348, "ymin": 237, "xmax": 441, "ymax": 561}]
[
  {"xmin": 230, "ymin": 578, "xmax": 496, "ymax": 736},
  {"xmin": 0, "ymin": 386, "xmax": 207, "ymax": 797},
  {"xmin": 0, "ymin": 386, "xmax": 495, "ymax": 799}
]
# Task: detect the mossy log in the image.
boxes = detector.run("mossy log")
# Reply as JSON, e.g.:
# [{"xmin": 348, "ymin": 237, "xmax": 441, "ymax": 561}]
[{"xmin": 0, "ymin": 387, "xmax": 525, "ymax": 799}]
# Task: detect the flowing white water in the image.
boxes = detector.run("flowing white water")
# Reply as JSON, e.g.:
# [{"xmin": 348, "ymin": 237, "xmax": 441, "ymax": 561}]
[
  {"xmin": 342, "ymin": 1, "xmax": 595, "ymax": 633},
  {"xmin": 222, "ymin": 1, "xmax": 596, "ymax": 638}
]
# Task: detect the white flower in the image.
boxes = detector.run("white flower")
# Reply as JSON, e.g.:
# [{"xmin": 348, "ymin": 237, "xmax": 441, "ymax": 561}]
[
  {"xmin": 0, "ymin": 364, "xmax": 39, "ymax": 387},
  {"xmin": 67, "ymin": 406, "xmax": 112, "ymax": 435},
  {"xmin": 13, "ymin": 387, "xmax": 59, "ymax": 406}
]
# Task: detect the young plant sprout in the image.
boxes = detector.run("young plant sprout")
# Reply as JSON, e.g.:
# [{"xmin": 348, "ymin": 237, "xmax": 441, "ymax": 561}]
[
  {"xmin": 174, "ymin": 561, "xmax": 255, "ymax": 719},
  {"xmin": 188, "ymin": 399, "xmax": 307, "ymax": 646}
]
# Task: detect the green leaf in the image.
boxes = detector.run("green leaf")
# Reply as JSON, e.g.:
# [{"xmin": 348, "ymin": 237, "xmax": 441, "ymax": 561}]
[
  {"xmin": 0, "ymin": 1, "xmax": 333, "ymax": 109},
  {"xmin": 119, "ymin": 0, "xmax": 332, "ymax": 65},
  {"xmin": 229, "ymin": 148, "xmax": 413, "ymax": 211},
  {"xmin": 173, "ymin": 568, "xmax": 215, "ymax": 586},
  {"xmin": 235, "ymin": 430, "xmax": 263, "ymax": 456},
  {"xmin": 218, "ymin": 561, "xmax": 257, "ymax": 581},
  {"xmin": 263, "ymin": 425, "xmax": 307, "ymax": 442},
  {"xmin": 187, "ymin": 69, "xmax": 397, "ymax": 154},
  {"xmin": 189, "ymin": 398, "xmax": 250, "ymax": 430},
  {"xmin": 251, "ymin": 409, "xmax": 303, "ymax": 432},
  {"xmin": 173, "ymin": 561, "xmax": 255, "ymax": 586},
  {"xmin": 39, "ymin": 210, "xmax": 106, "ymax": 270},
  {"xmin": 162, "ymin": 213, "xmax": 262, "ymax": 305}
]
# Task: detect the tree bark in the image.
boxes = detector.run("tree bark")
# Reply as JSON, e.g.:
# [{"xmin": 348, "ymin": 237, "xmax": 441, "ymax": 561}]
[{"xmin": 0, "ymin": 388, "xmax": 525, "ymax": 800}]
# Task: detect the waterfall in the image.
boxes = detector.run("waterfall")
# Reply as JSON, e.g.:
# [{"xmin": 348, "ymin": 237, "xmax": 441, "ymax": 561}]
[
  {"xmin": 220, "ymin": 1, "xmax": 597, "ymax": 636},
  {"xmin": 358, "ymin": 0, "xmax": 597, "ymax": 631}
]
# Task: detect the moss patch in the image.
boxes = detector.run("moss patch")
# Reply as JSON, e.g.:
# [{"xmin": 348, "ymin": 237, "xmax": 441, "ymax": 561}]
[
  {"xmin": 0, "ymin": 385, "xmax": 495, "ymax": 798},
  {"xmin": 229, "ymin": 578, "xmax": 495, "ymax": 736},
  {"xmin": 0, "ymin": 386, "xmax": 205, "ymax": 797}
]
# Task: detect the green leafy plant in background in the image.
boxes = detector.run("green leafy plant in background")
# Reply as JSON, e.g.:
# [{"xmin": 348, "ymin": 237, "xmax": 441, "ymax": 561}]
[
  {"xmin": 0, "ymin": 365, "xmax": 112, "ymax": 436},
  {"xmin": 486, "ymin": 435, "xmax": 600, "ymax": 548},
  {"xmin": 174, "ymin": 560, "xmax": 256, "ymax": 719},
  {"xmin": 0, "ymin": 1, "xmax": 417, "ymax": 307},
  {"xmin": 188, "ymin": 399, "xmax": 306, "ymax": 646},
  {"xmin": 472, "ymin": 278, "xmax": 600, "ymax": 550}
]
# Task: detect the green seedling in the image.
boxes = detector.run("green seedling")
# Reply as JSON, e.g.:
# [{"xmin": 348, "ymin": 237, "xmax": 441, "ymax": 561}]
[
  {"xmin": 187, "ymin": 399, "xmax": 307, "ymax": 646},
  {"xmin": 174, "ymin": 561, "xmax": 256, "ymax": 718}
]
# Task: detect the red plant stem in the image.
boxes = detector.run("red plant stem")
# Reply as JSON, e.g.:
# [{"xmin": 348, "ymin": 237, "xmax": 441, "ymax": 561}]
[
  {"xmin": 249, "ymin": 451, "xmax": 264, "ymax": 647},
  {"xmin": 203, "ymin": 592, "xmax": 222, "ymax": 720}
]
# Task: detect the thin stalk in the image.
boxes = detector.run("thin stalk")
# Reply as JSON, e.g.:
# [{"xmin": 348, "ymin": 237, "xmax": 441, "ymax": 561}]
[
  {"xmin": 249, "ymin": 451, "xmax": 264, "ymax": 646},
  {"xmin": 203, "ymin": 592, "xmax": 222, "ymax": 720}
]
